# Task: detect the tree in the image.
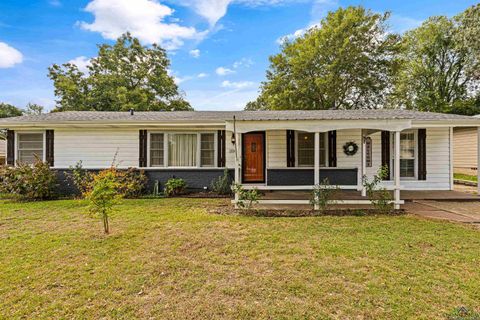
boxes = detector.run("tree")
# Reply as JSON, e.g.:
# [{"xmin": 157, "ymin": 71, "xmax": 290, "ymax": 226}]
[
  {"xmin": 0, "ymin": 103, "xmax": 23, "ymax": 118},
  {"xmin": 247, "ymin": 6, "xmax": 400, "ymax": 110},
  {"xmin": 391, "ymin": 5, "xmax": 480, "ymax": 115},
  {"xmin": 48, "ymin": 33, "xmax": 192, "ymax": 112},
  {"xmin": 24, "ymin": 103, "xmax": 44, "ymax": 115}
]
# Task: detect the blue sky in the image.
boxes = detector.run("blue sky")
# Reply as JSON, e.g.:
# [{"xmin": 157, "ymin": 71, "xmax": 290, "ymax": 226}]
[{"xmin": 0, "ymin": 0, "xmax": 477, "ymax": 111}]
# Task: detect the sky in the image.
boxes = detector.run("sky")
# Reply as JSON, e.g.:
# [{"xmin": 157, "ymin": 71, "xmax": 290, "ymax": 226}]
[{"xmin": 0, "ymin": 0, "xmax": 478, "ymax": 112}]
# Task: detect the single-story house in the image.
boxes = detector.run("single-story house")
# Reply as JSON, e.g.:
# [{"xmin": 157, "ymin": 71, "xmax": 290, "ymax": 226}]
[
  {"xmin": 453, "ymin": 127, "xmax": 479, "ymax": 175},
  {"xmin": 1, "ymin": 110, "xmax": 480, "ymax": 209},
  {"xmin": 0, "ymin": 138, "xmax": 5, "ymax": 165}
]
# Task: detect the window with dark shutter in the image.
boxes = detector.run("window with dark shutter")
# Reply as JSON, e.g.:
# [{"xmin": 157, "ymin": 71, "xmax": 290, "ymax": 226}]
[
  {"xmin": 6, "ymin": 130, "xmax": 15, "ymax": 166},
  {"xmin": 286, "ymin": 130, "xmax": 295, "ymax": 167},
  {"xmin": 217, "ymin": 130, "xmax": 226, "ymax": 167},
  {"xmin": 381, "ymin": 131, "xmax": 390, "ymax": 179},
  {"xmin": 328, "ymin": 130, "xmax": 337, "ymax": 167},
  {"xmin": 45, "ymin": 130, "xmax": 54, "ymax": 167},
  {"xmin": 418, "ymin": 129, "xmax": 427, "ymax": 180},
  {"xmin": 139, "ymin": 130, "xmax": 147, "ymax": 167}
]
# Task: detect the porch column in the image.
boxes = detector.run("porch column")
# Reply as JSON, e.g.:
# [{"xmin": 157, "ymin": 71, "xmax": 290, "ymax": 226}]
[
  {"xmin": 314, "ymin": 132, "xmax": 320, "ymax": 210},
  {"xmin": 394, "ymin": 131, "xmax": 401, "ymax": 210},
  {"xmin": 234, "ymin": 132, "xmax": 241, "ymax": 208},
  {"xmin": 361, "ymin": 130, "xmax": 367, "ymax": 197},
  {"xmin": 477, "ymin": 127, "xmax": 480, "ymax": 195}
]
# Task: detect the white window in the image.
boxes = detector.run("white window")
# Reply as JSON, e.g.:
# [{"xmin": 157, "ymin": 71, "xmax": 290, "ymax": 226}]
[
  {"xmin": 200, "ymin": 133, "xmax": 215, "ymax": 167},
  {"xmin": 391, "ymin": 131, "xmax": 416, "ymax": 178},
  {"xmin": 150, "ymin": 133, "xmax": 164, "ymax": 166},
  {"xmin": 148, "ymin": 132, "xmax": 216, "ymax": 168},
  {"xmin": 17, "ymin": 133, "xmax": 44, "ymax": 164},
  {"xmin": 297, "ymin": 132, "xmax": 327, "ymax": 167}
]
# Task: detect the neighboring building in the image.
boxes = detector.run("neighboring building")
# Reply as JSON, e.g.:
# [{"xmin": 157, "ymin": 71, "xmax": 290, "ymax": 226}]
[
  {"xmin": 453, "ymin": 127, "xmax": 478, "ymax": 175},
  {"xmin": 1, "ymin": 110, "xmax": 480, "ymax": 208},
  {"xmin": 0, "ymin": 138, "xmax": 5, "ymax": 165}
]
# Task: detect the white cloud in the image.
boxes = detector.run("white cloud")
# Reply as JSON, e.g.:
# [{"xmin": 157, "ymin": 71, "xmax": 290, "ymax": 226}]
[
  {"xmin": 79, "ymin": 0, "xmax": 203, "ymax": 50},
  {"xmin": 215, "ymin": 66, "xmax": 235, "ymax": 76},
  {"xmin": 185, "ymin": 88, "xmax": 259, "ymax": 110},
  {"xmin": 49, "ymin": 0, "xmax": 62, "ymax": 6},
  {"xmin": 197, "ymin": 73, "xmax": 208, "ymax": 78},
  {"xmin": 233, "ymin": 57, "xmax": 253, "ymax": 69},
  {"xmin": 68, "ymin": 56, "xmax": 91, "ymax": 73},
  {"xmin": 189, "ymin": 49, "xmax": 200, "ymax": 58},
  {"xmin": 221, "ymin": 80, "xmax": 255, "ymax": 89},
  {"xmin": 0, "ymin": 42, "xmax": 23, "ymax": 68}
]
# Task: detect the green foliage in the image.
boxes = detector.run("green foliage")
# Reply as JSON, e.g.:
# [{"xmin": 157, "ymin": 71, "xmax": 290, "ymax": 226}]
[
  {"xmin": 210, "ymin": 169, "xmax": 232, "ymax": 195},
  {"xmin": 164, "ymin": 178, "xmax": 187, "ymax": 197},
  {"xmin": 84, "ymin": 169, "xmax": 121, "ymax": 234},
  {"xmin": 248, "ymin": 6, "xmax": 400, "ymax": 110},
  {"xmin": 0, "ymin": 103, "xmax": 23, "ymax": 118},
  {"xmin": 447, "ymin": 306, "xmax": 480, "ymax": 320},
  {"xmin": 310, "ymin": 178, "xmax": 339, "ymax": 212},
  {"xmin": 67, "ymin": 161, "xmax": 93, "ymax": 195},
  {"xmin": 48, "ymin": 32, "xmax": 192, "ymax": 112},
  {"xmin": 0, "ymin": 159, "xmax": 57, "ymax": 200},
  {"xmin": 392, "ymin": 5, "xmax": 480, "ymax": 114},
  {"xmin": 362, "ymin": 165, "xmax": 393, "ymax": 214},
  {"xmin": 231, "ymin": 183, "xmax": 261, "ymax": 209},
  {"xmin": 24, "ymin": 103, "xmax": 44, "ymax": 115}
]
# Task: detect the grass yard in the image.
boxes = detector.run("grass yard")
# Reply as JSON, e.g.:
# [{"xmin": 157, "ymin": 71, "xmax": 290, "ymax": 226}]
[
  {"xmin": 1, "ymin": 198, "xmax": 480, "ymax": 319},
  {"xmin": 454, "ymin": 173, "xmax": 478, "ymax": 182}
]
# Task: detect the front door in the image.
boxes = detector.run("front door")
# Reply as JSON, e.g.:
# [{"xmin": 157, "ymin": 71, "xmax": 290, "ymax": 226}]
[{"xmin": 242, "ymin": 132, "xmax": 265, "ymax": 183}]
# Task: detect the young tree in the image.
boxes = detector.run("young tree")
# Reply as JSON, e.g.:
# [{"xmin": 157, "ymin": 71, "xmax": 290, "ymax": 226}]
[
  {"xmin": 392, "ymin": 4, "xmax": 480, "ymax": 115},
  {"xmin": 48, "ymin": 33, "xmax": 192, "ymax": 112},
  {"xmin": 24, "ymin": 103, "xmax": 44, "ymax": 115},
  {"xmin": 247, "ymin": 6, "xmax": 400, "ymax": 110},
  {"xmin": 0, "ymin": 103, "xmax": 23, "ymax": 118}
]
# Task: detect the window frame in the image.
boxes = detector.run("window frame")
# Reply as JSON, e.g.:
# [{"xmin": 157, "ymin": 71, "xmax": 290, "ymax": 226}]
[
  {"xmin": 147, "ymin": 131, "xmax": 218, "ymax": 168},
  {"xmin": 295, "ymin": 131, "xmax": 328, "ymax": 168},
  {"xmin": 15, "ymin": 131, "xmax": 46, "ymax": 165},
  {"xmin": 390, "ymin": 130, "xmax": 418, "ymax": 180}
]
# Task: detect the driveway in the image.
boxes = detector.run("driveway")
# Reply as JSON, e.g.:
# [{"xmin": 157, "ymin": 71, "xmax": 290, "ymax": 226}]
[{"xmin": 405, "ymin": 200, "xmax": 480, "ymax": 226}]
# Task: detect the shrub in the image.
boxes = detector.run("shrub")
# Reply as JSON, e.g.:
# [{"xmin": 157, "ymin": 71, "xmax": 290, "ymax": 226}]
[
  {"xmin": 67, "ymin": 161, "xmax": 93, "ymax": 195},
  {"xmin": 84, "ymin": 169, "xmax": 121, "ymax": 234},
  {"xmin": 310, "ymin": 178, "xmax": 338, "ymax": 212},
  {"xmin": 210, "ymin": 169, "xmax": 232, "ymax": 195},
  {"xmin": 231, "ymin": 183, "xmax": 261, "ymax": 209},
  {"xmin": 0, "ymin": 159, "xmax": 57, "ymax": 200},
  {"xmin": 164, "ymin": 178, "xmax": 187, "ymax": 197},
  {"xmin": 362, "ymin": 165, "xmax": 393, "ymax": 214}
]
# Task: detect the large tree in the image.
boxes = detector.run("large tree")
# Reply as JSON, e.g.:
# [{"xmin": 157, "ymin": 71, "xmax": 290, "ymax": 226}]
[
  {"xmin": 392, "ymin": 4, "xmax": 480, "ymax": 115},
  {"xmin": 0, "ymin": 103, "xmax": 23, "ymax": 118},
  {"xmin": 247, "ymin": 6, "xmax": 401, "ymax": 110},
  {"xmin": 48, "ymin": 33, "xmax": 192, "ymax": 112}
]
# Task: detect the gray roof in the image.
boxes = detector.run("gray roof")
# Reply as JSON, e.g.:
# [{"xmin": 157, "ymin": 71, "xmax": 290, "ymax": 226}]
[{"xmin": 0, "ymin": 109, "xmax": 478, "ymax": 124}]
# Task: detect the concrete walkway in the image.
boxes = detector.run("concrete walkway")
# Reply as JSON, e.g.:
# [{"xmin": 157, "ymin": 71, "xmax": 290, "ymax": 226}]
[{"xmin": 405, "ymin": 200, "xmax": 480, "ymax": 226}]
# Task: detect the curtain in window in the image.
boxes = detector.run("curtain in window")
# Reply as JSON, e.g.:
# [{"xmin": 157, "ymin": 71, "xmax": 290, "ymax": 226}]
[
  {"xmin": 168, "ymin": 134, "xmax": 197, "ymax": 167},
  {"xmin": 18, "ymin": 133, "xmax": 43, "ymax": 164}
]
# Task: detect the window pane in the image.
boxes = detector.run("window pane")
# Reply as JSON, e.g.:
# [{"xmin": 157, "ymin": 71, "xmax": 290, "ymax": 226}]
[
  {"xmin": 399, "ymin": 132, "xmax": 415, "ymax": 178},
  {"xmin": 201, "ymin": 133, "xmax": 215, "ymax": 167},
  {"xmin": 150, "ymin": 133, "xmax": 164, "ymax": 166},
  {"xmin": 319, "ymin": 134, "xmax": 326, "ymax": 167},
  {"xmin": 297, "ymin": 132, "xmax": 327, "ymax": 167},
  {"xmin": 18, "ymin": 133, "xmax": 43, "ymax": 164},
  {"xmin": 400, "ymin": 159, "xmax": 415, "ymax": 177},
  {"xmin": 168, "ymin": 134, "xmax": 197, "ymax": 167}
]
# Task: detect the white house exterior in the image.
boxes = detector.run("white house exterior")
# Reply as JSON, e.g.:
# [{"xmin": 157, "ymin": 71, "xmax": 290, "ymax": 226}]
[
  {"xmin": 1, "ymin": 110, "xmax": 480, "ymax": 209},
  {"xmin": 0, "ymin": 138, "xmax": 5, "ymax": 164}
]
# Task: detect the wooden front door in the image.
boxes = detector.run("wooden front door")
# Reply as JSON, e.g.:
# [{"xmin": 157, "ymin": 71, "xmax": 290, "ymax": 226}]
[{"xmin": 242, "ymin": 132, "xmax": 265, "ymax": 183}]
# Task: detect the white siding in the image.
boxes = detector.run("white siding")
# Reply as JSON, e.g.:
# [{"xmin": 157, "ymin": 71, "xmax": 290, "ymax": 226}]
[
  {"xmin": 267, "ymin": 130, "xmax": 286, "ymax": 168},
  {"xmin": 225, "ymin": 130, "xmax": 236, "ymax": 168},
  {"xmin": 54, "ymin": 128, "xmax": 139, "ymax": 168},
  {"xmin": 453, "ymin": 127, "xmax": 477, "ymax": 169}
]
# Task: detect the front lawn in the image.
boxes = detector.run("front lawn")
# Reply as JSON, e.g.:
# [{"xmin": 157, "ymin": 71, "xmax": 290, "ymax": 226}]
[{"xmin": 1, "ymin": 199, "xmax": 480, "ymax": 319}]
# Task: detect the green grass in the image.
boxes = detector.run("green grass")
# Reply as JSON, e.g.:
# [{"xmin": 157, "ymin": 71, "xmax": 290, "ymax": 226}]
[
  {"xmin": 454, "ymin": 173, "xmax": 478, "ymax": 182},
  {"xmin": 1, "ymin": 198, "xmax": 480, "ymax": 319}
]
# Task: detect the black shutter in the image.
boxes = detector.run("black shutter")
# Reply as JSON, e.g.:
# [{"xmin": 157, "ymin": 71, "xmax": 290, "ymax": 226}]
[
  {"xmin": 328, "ymin": 130, "xmax": 337, "ymax": 167},
  {"xmin": 45, "ymin": 130, "xmax": 54, "ymax": 167},
  {"xmin": 139, "ymin": 130, "xmax": 147, "ymax": 167},
  {"xmin": 217, "ymin": 130, "xmax": 226, "ymax": 167},
  {"xmin": 6, "ymin": 130, "xmax": 15, "ymax": 166},
  {"xmin": 381, "ymin": 131, "xmax": 390, "ymax": 178},
  {"xmin": 286, "ymin": 130, "xmax": 295, "ymax": 167},
  {"xmin": 418, "ymin": 129, "xmax": 427, "ymax": 180}
]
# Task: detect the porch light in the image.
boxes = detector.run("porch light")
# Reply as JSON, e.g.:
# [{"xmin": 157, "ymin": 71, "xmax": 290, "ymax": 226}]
[{"xmin": 231, "ymin": 133, "xmax": 236, "ymax": 144}]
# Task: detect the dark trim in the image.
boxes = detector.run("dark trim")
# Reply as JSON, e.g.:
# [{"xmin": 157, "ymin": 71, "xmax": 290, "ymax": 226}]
[
  {"xmin": 328, "ymin": 130, "xmax": 337, "ymax": 167},
  {"xmin": 286, "ymin": 130, "xmax": 295, "ymax": 167},
  {"xmin": 267, "ymin": 168, "xmax": 358, "ymax": 186},
  {"xmin": 418, "ymin": 128, "xmax": 427, "ymax": 180},
  {"xmin": 6, "ymin": 130, "xmax": 14, "ymax": 166},
  {"xmin": 242, "ymin": 131, "xmax": 266, "ymax": 183},
  {"xmin": 139, "ymin": 130, "xmax": 148, "ymax": 167},
  {"xmin": 45, "ymin": 130, "xmax": 54, "ymax": 167},
  {"xmin": 217, "ymin": 130, "xmax": 226, "ymax": 167},
  {"xmin": 381, "ymin": 131, "xmax": 390, "ymax": 178}
]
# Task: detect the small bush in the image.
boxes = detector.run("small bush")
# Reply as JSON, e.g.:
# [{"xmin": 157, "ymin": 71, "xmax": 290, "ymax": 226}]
[
  {"xmin": 210, "ymin": 169, "xmax": 232, "ymax": 195},
  {"xmin": 231, "ymin": 183, "xmax": 261, "ymax": 209},
  {"xmin": 362, "ymin": 165, "xmax": 393, "ymax": 214},
  {"xmin": 164, "ymin": 178, "xmax": 187, "ymax": 197},
  {"xmin": 67, "ymin": 161, "xmax": 93, "ymax": 195},
  {"xmin": 310, "ymin": 178, "xmax": 338, "ymax": 212},
  {"xmin": 0, "ymin": 159, "xmax": 57, "ymax": 200}
]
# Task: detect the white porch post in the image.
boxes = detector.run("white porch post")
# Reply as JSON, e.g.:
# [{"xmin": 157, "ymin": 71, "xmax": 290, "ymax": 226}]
[
  {"xmin": 361, "ymin": 130, "xmax": 367, "ymax": 197},
  {"xmin": 477, "ymin": 127, "xmax": 480, "ymax": 195},
  {"xmin": 234, "ymin": 132, "xmax": 241, "ymax": 208},
  {"xmin": 314, "ymin": 132, "xmax": 320, "ymax": 210},
  {"xmin": 394, "ymin": 131, "xmax": 401, "ymax": 209}
]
